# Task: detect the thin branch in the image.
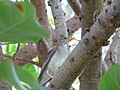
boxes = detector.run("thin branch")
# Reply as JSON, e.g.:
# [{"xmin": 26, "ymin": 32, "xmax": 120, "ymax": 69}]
[
  {"xmin": 0, "ymin": 53, "xmax": 40, "ymax": 66},
  {"xmin": 109, "ymin": 51, "xmax": 116, "ymax": 65},
  {"xmin": 13, "ymin": 43, "xmax": 20, "ymax": 60},
  {"xmin": 11, "ymin": 43, "xmax": 37, "ymax": 66}
]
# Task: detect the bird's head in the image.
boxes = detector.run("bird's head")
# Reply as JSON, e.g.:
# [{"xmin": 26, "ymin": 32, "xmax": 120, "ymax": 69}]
[{"xmin": 57, "ymin": 35, "xmax": 78, "ymax": 46}]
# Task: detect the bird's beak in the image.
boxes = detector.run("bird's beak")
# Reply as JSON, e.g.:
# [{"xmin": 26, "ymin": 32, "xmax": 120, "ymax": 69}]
[{"xmin": 68, "ymin": 37, "xmax": 80, "ymax": 41}]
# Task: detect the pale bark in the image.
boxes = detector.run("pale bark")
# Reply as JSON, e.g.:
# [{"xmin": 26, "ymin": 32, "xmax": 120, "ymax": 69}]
[
  {"xmin": 79, "ymin": 51, "xmax": 102, "ymax": 90},
  {"xmin": 49, "ymin": 0, "xmax": 68, "ymax": 42},
  {"xmin": 47, "ymin": 0, "xmax": 69, "ymax": 75},
  {"xmin": 105, "ymin": 30, "xmax": 120, "ymax": 67},
  {"xmin": 49, "ymin": 0, "xmax": 120, "ymax": 89},
  {"xmin": 52, "ymin": 14, "xmax": 81, "ymax": 43},
  {"xmin": 80, "ymin": 0, "xmax": 102, "ymax": 90}
]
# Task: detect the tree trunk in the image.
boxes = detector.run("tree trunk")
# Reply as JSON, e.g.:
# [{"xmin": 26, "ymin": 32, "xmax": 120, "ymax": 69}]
[
  {"xmin": 79, "ymin": 50, "xmax": 102, "ymax": 90},
  {"xmin": 79, "ymin": 0, "xmax": 102, "ymax": 90}
]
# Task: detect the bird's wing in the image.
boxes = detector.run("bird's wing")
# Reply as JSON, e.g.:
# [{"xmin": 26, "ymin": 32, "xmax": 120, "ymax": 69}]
[{"xmin": 37, "ymin": 47, "xmax": 57, "ymax": 83}]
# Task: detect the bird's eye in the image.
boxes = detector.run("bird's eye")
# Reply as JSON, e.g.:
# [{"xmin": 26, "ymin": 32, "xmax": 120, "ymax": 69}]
[
  {"xmin": 69, "ymin": 45, "xmax": 71, "ymax": 47},
  {"xmin": 63, "ymin": 37, "xmax": 67, "ymax": 39}
]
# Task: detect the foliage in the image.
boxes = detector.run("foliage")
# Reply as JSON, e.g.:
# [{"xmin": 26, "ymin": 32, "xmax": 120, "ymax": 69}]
[
  {"xmin": 0, "ymin": 60, "xmax": 40, "ymax": 90},
  {"xmin": 2, "ymin": 43, "xmax": 26, "ymax": 54},
  {"xmin": 99, "ymin": 63, "xmax": 120, "ymax": 90},
  {"xmin": 2, "ymin": 43, "xmax": 16, "ymax": 54},
  {"xmin": 0, "ymin": 0, "xmax": 49, "ymax": 90},
  {"xmin": 0, "ymin": 0, "xmax": 48, "ymax": 43},
  {"xmin": 23, "ymin": 63, "xmax": 39, "ymax": 79}
]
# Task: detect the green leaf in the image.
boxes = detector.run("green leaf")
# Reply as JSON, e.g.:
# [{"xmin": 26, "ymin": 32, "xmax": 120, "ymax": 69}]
[
  {"xmin": 6, "ymin": 44, "xmax": 16, "ymax": 54},
  {"xmin": 19, "ymin": 43, "xmax": 26, "ymax": 48},
  {"xmin": 0, "ymin": 0, "xmax": 48, "ymax": 43},
  {"xmin": 98, "ymin": 63, "xmax": 120, "ymax": 90},
  {"xmin": 0, "ymin": 60, "xmax": 28, "ymax": 90},
  {"xmin": 2, "ymin": 43, "xmax": 16, "ymax": 54},
  {"xmin": 23, "ymin": 63, "xmax": 39, "ymax": 79},
  {"xmin": 0, "ymin": 60, "xmax": 41, "ymax": 89}
]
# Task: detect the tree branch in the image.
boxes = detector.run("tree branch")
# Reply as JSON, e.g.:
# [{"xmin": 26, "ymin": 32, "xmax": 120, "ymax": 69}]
[
  {"xmin": 31, "ymin": 0, "xmax": 51, "ymax": 66},
  {"xmin": 49, "ymin": 0, "xmax": 68, "ymax": 41},
  {"xmin": 104, "ymin": 30, "xmax": 120, "ymax": 67},
  {"xmin": 67, "ymin": 0, "xmax": 81, "ymax": 16},
  {"xmin": 13, "ymin": 43, "xmax": 37, "ymax": 66},
  {"xmin": 66, "ymin": 15, "xmax": 81, "ymax": 36},
  {"xmin": 49, "ymin": 0, "xmax": 120, "ymax": 89},
  {"xmin": 0, "ymin": 53, "xmax": 40, "ymax": 66},
  {"xmin": 79, "ymin": 0, "xmax": 102, "ymax": 90}
]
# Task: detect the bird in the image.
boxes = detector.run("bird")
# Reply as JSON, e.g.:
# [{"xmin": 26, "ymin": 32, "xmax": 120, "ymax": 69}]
[{"xmin": 37, "ymin": 37, "xmax": 75, "ymax": 86}]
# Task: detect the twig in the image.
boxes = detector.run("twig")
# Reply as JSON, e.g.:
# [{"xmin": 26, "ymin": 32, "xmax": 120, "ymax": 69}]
[
  {"xmin": 0, "ymin": 53, "xmax": 40, "ymax": 66},
  {"xmin": 109, "ymin": 51, "xmax": 115, "ymax": 65},
  {"xmin": 13, "ymin": 43, "xmax": 20, "ymax": 60}
]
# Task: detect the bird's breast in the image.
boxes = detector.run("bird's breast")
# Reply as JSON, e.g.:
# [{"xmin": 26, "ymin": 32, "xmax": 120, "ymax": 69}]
[{"xmin": 47, "ymin": 45, "xmax": 69, "ymax": 76}]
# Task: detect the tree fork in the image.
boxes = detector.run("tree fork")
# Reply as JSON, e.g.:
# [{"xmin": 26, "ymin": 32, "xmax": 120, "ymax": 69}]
[{"xmin": 49, "ymin": 0, "xmax": 120, "ymax": 89}]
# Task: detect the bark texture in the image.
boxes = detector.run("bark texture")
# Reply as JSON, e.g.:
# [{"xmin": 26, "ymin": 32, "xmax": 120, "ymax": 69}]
[
  {"xmin": 105, "ymin": 29, "xmax": 120, "ymax": 67},
  {"xmin": 47, "ymin": 0, "xmax": 69, "ymax": 76},
  {"xmin": 52, "ymin": 14, "xmax": 81, "ymax": 42},
  {"xmin": 13, "ymin": 43, "xmax": 37, "ymax": 66},
  {"xmin": 80, "ymin": 0, "xmax": 102, "ymax": 90},
  {"xmin": 0, "ymin": 80, "xmax": 12, "ymax": 90},
  {"xmin": 49, "ymin": 0, "xmax": 120, "ymax": 89},
  {"xmin": 49, "ymin": 0, "xmax": 68, "ymax": 42}
]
